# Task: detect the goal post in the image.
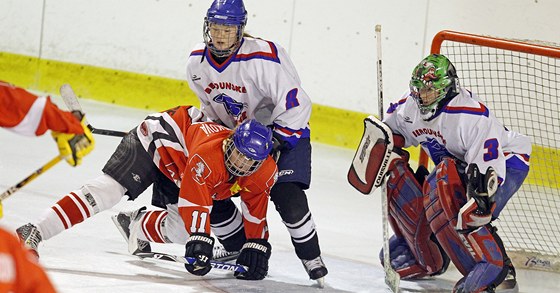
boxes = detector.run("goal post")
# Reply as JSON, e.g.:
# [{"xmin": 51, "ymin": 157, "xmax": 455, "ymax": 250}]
[{"xmin": 421, "ymin": 30, "xmax": 560, "ymax": 272}]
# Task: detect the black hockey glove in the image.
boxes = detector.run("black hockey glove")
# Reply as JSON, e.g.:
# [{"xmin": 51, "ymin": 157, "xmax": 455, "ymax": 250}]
[
  {"xmin": 234, "ymin": 239, "xmax": 272, "ymax": 280},
  {"xmin": 457, "ymin": 164, "xmax": 498, "ymax": 232},
  {"xmin": 184, "ymin": 233, "xmax": 214, "ymax": 276}
]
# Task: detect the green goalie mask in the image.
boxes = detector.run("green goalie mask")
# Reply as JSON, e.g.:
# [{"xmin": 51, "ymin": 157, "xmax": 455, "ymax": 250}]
[{"xmin": 410, "ymin": 54, "xmax": 459, "ymax": 120}]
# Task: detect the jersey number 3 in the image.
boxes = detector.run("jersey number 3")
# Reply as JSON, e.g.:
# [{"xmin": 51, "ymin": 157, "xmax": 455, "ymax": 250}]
[{"xmin": 483, "ymin": 138, "xmax": 499, "ymax": 161}]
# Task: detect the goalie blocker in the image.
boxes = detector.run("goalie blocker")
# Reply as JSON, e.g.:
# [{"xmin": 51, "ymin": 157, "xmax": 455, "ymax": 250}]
[{"xmin": 347, "ymin": 116, "xmax": 399, "ymax": 194}]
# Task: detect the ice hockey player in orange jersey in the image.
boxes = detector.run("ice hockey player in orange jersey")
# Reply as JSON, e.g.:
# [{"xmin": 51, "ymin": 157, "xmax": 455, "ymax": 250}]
[
  {"xmin": 0, "ymin": 226, "xmax": 57, "ymax": 293},
  {"xmin": 16, "ymin": 105, "xmax": 277, "ymax": 280},
  {"xmin": 0, "ymin": 81, "xmax": 94, "ymax": 166}
]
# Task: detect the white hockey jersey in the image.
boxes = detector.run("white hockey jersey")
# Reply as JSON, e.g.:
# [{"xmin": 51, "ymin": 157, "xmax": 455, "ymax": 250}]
[
  {"xmin": 384, "ymin": 87, "xmax": 531, "ymax": 183},
  {"xmin": 186, "ymin": 37, "xmax": 312, "ymax": 148}
]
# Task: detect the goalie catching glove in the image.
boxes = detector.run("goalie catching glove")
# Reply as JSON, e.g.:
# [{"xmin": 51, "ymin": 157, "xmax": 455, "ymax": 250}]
[
  {"xmin": 457, "ymin": 163, "xmax": 499, "ymax": 232},
  {"xmin": 234, "ymin": 239, "xmax": 272, "ymax": 280},
  {"xmin": 51, "ymin": 112, "xmax": 95, "ymax": 166},
  {"xmin": 184, "ymin": 233, "xmax": 215, "ymax": 276}
]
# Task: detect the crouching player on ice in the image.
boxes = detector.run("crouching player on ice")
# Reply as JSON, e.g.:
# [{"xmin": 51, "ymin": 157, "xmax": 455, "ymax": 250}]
[
  {"xmin": 348, "ymin": 54, "xmax": 531, "ymax": 292},
  {"xmin": 17, "ymin": 105, "xmax": 278, "ymax": 280}
]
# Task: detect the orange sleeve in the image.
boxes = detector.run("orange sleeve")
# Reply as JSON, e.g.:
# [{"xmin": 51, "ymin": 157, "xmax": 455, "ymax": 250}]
[
  {"xmin": 239, "ymin": 158, "xmax": 278, "ymax": 240},
  {"xmin": 0, "ymin": 227, "xmax": 57, "ymax": 293},
  {"xmin": 0, "ymin": 81, "xmax": 83, "ymax": 136},
  {"xmin": 38, "ymin": 97, "xmax": 84, "ymax": 135}
]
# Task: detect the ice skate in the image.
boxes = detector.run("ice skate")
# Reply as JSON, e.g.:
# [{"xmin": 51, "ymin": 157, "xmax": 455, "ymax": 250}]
[
  {"xmin": 16, "ymin": 223, "xmax": 42, "ymax": 258},
  {"xmin": 112, "ymin": 206, "xmax": 151, "ymax": 254},
  {"xmin": 302, "ymin": 256, "xmax": 328, "ymax": 288},
  {"xmin": 495, "ymin": 264, "xmax": 518, "ymax": 293},
  {"xmin": 213, "ymin": 242, "xmax": 239, "ymax": 262}
]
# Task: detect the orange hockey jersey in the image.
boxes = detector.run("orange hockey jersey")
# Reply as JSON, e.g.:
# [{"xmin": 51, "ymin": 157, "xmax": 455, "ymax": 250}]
[
  {"xmin": 0, "ymin": 81, "xmax": 83, "ymax": 136},
  {"xmin": 136, "ymin": 106, "xmax": 278, "ymax": 240},
  {"xmin": 0, "ymin": 226, "xmax": 57, "ymax": 293}
]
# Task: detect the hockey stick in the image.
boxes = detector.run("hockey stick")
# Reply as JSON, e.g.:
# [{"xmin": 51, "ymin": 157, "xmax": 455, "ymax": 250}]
[
  {"xmin": 376, "ymin": 24, "xmax": 400, "ymax": 293},
  {"xmin": 59, "ymin": 84, "xmax": 128, "ymax": 137},
  {"xmin": 134, "ymin": 251, "xmax": 248, "ymax": 274},
  {"xmin": 0, "ymin": 156, "xmax": 63, "ymax": 201}
]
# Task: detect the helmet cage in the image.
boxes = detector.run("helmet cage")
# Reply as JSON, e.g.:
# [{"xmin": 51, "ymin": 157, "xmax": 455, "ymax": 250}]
[
  {"xmin": 223, "ymin": 119, "xmax": 272, "ymax": 177},
  {"xmin": 203, "ymin": 19, "xmax": 245, "ymax": 58},
  {"xmin": 203, "ymin": 0, "xmax": 247, "ymax": 58},
  {"xmin": 223, "ymin": 138, "xmax": 264, "ymax": 177}
]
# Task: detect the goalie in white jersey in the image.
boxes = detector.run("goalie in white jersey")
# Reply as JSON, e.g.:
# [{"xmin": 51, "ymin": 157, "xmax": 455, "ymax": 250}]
[
  {"xmin": 349, "ymin": 54, "xmax": 530, "ymax": 293},
  {"xmin": 185, "ymin": 0, "xmax": 327, "ymax": 283}
]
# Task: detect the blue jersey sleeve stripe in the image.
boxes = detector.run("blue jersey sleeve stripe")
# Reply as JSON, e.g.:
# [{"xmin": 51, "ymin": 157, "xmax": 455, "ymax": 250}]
[
  {"xmin": 442, "ymin": 102, "xmax": 489, "ymax": 117},
  {"xmin": 387, "ymin": 97, "xmax": 408, "ymax": 114},
  {"xmin": 234, "ymin": 41, "xmax": 280, "ymax": 63},
  {"xmin": 190, "ymin": 49, "xmax": 205, "ymax": 57},
  {"xmin": 204, "ymin": 40, "xmax": 281, "ymax": 73},
  {"xmin": 506, "ymin": 155, "xmax": 530, "ymax": 171}
]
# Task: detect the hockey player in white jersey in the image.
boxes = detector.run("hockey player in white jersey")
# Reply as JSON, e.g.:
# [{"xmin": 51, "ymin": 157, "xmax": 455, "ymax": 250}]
[
  {"xmin": 350, "ymin": 54, "xmax": 530, "ymax": 292},
  {"xmin": 185, "ymin": 0, "xmax": 327, "ymax": 284}
]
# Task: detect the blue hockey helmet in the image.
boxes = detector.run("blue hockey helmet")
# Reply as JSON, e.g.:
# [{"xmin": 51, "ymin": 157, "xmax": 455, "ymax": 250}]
[
  {"xmin": 204, "ymin": 0, "xmax": 247, "ymax": 57},
  {"xmin": 224, "ymin": 119, "xmax": 272, "ymax": 176}
]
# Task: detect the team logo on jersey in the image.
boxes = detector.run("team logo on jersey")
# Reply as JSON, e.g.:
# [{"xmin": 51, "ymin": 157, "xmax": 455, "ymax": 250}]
[
  {"xmin": 190, "ymin": 155, "xmax": 211, "ymax": 185},
  {"xmin": 421, "ymin": 137, "xmax": 453, "ymax": 165},
  {"xmin": 213, "ymin": 93, "xmax": 244, "ymax": 116}
]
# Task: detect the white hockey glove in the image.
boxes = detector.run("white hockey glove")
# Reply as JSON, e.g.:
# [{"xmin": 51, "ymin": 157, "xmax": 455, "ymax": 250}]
[{"xmin": 457, "ymin": 164, "xmax": 498, "ymax": 232}]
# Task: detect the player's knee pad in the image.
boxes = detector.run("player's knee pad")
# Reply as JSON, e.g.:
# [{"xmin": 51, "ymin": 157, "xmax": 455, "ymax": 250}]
[
  {"xmin": 210, "ymin": 198, "xmax": 245, "ymax": 251},
  {"xmin": 270, "ymin": 182, "xmax": 311, "ymax": 224},
  {"xmin": 385, "ymin": 159, "xmax": 447, "ymax": 278},
  {"xmin": 81, "ymin": 174, "xmax": 126, "ymax": 212}
]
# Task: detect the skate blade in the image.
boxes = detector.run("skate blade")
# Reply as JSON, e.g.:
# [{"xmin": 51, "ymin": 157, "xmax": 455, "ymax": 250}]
[
  {"xmin": 111, "ymin": 215, "xmax": 130, "ymax": 242},
  {"xmin": 495, "ymin": 279, "xmax": 519, "ymax": 293},
  {"xmin": 315, "ymin": 277, "xmax": 325, "ymax": 288}
]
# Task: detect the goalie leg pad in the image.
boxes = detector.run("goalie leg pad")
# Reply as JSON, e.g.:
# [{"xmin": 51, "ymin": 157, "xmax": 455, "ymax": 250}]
[
  {"xmin": 456, "ymin": 225, "xmax": 506, "ymax": 293},
  {"xmin": 424, "ymin": 157, "xmax": 476, "ymax": 276},
  {"xmin": 424, "ymin": 157, "xmax": 507, "ymax": 291},
  {"xmin": 383, "ymin": 159, "xmax": 447, "ymax": 278}
]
